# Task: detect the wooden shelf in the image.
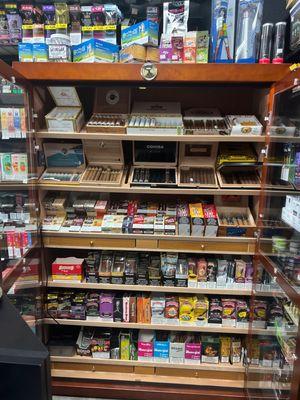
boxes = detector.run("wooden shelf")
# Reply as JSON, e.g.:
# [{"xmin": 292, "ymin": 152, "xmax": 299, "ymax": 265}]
[
  {"xmin": 42, "ymin": 232, "xmax": 256, "ymax": 255},
  {"xmin": 43, "ymin": 318, "xmax": 275, "ymax": 336},
  {"xmin": 50, "ymin": 355, "xmax": 247, "ymax": 372},
  {"xmin": 13, "ymin": 63, "xmax": 291, "ymax": 83},
  {"xmin": 36, "ymin": 130, "xmax": 267, "ymax": 142},
  {"xmin": 47, "ymin": 281, "xmax": 279, "ymax": 298}
]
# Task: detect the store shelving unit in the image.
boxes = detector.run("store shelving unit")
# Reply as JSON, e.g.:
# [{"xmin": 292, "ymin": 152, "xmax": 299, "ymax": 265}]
[{"xmin": 0, "ymin": 59, "xmax": 298, "ymax": 399}]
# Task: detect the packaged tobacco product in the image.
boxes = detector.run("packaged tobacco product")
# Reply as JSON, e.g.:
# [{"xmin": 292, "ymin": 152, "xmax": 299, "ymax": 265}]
[
  {"xmin": 197, "ymin": 258, "xmax": 207, "ymax": 286},
  {"xmin": 220, "ymin": 336, "xmax": 231, "ymax": 363},
  {"xmin": 129, "ymin": 295, "xmax": 137, "ymax": 323},
  {"xmin": 194, "ymin": 296, "xmax": 209, "ymax": 326},
  {"xmin": 91, "ymin": 331, "xmax": 110, "ymax": 359},
  {"xmin": 113, "ymin": 296, "xmax": 123, "ymax": 322},
  {"xmin": 175, "ymin": 255, "xmax": 188, "ymax": 287},
  {"xmin": 235, "ymin": 259, "xmax": 246, "ymax": 283},
  {"xmin": 124, "ymin": 252, "xmax": 138, "ymax": 285},
  {"xmin": 252, "ymin": 300, "xmax": 267, "ymax": 328},
  {"xmin": 20, "ymin": 4, "xmax": 34, "ymax": 42},
  {"xmin": 236, "ymin": 300, "xmax": 249, "ymax": 328},
  {"xmin": 179, "ymin": 296, "xmax": 196, "ymax": 323},
  {"xmin": 187, "ymin": 257, "xmax": 197, "ymax": 287},
  {"xmin": 43, "ymin": 5, "xmax": 56, "ymax": 44},
  {"xmin": 151, "ymin": 296, "xmax": 165, "ymax": 324},
  {"xmin": 165, "ymin": 296, "xmax": 179, "ymax": 322},
  {"xmin": 5, "ymin": 4, "xmax": 22, "ymax": 43},
  {"xmin": 208, "ymin": 298, "xmax": 222, "ymax": 325},
  {"xmin": 76, "ymin": 327, "xmax": 94, "ymax": 356},
  {"xmin": 33, "ymin": 5, "xmax": 44, "ymax": 42},
  {"xmin": 0, "ymin": 8, "xmax": 9, "ymax": 43},
  {"xmin": 267, "ymin": 300, "xmax": 284, "ymax": 327},
  {"xmin": 221, "ymin": 298, "xmax": 236, "ymax": 327},
  {"xmin": 69, "ymin": 4, "xmax": 81, "ymax": 46},
  {"xmin": 230, "ymin": 337, "xmax": 242, "ymax": 364},
  {"xmin": 55, "ymin": 3, "xmax": 69, "ymax": 35},
  {"xmin": 202, "ymin": 335, "xmax": 220, "ymax": 364},
  {"xmin": 81, "ymin": 5, "xmax": 93, "ymax": 42},
  {"xmin": 207, "ymin": 259, "xmax": 217, "ymax": 286},
  {"xmin": 163, "ymin": 0, "xmax": 189, "ymax": 36}
]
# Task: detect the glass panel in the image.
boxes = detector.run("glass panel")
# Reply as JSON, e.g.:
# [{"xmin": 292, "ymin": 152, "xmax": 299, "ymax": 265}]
[
  {"xmin": 246, "ymin": 81, "xmax": 300, "ymax": 400},
  {"xmin": 0, "ymin": 73, "xmax": 42, "ymax": 334}
]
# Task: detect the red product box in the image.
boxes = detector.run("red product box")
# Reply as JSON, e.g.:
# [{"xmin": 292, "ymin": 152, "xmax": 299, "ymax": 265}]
[
  {"xmin": 52, "ymin": 257, "xmax": 84, "ymax": 281},
  {"xmin": 203, "ymin": 204, "xmax": 218, "ymax": 237}
]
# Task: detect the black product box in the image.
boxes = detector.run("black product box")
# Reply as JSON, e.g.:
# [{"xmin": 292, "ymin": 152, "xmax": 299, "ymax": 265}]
[{"xmin": 114, "ymin": 297, "xmax": 123, "ymax": 322}]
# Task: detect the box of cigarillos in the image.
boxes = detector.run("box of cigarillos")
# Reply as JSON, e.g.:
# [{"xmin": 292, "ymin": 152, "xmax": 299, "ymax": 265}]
[
  {"xmin": 121, "ymin": 20, "xmax": 159, "ymax": 48},
  {"xmin": 203, "ymin": 205, "xmax": 218, "ymax": 237},
  {"xmin": 216, "ymin": 206, "xmax": 256, "ymax": 238},
  {"xmin": 189, "ymin": 203, "xmax": 205, "ymax": 237},
  {"xmin": 40, "ymin": 142, "xmax": 85, "ymax": 185},
  {"xmin": 52, "ymin": 257, "xmax": 84, "ymax": 282},
  {"xmin": 127, "ymin": 102, "xmax": 184, "ymax": 136},
  {"xmin": 81, "ymin": 140, "xmax": 124, "ymax": 187},
  {"xmin": 120, "ymin": 44, "xmax": 146, "ymax": 63},
  {"xmin": 178, "ymin": 143, "xmax": 218, "ymax": 188},
  {"xmin": 45, "ymin": 87, "xmax": 84, "ymax": 132}
]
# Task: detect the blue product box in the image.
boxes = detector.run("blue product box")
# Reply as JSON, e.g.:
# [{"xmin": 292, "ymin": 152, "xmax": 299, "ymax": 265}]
[
  {"xmin": 235, "ymin": 0, "xmax": 264, "ymax": 63},
  {"xmin": 121, "ymin": 20, "xmax": 159, "ymax": 48},
  {"xmin": 33, "ymin": 43, "xmax": 48, "ymax": 62},
  {"xmin": 154, "ymin": 338, "xmax": 170, "ymax": 362},
  {"xmin": 72, "ymin": 39, "xmax": 119, "ymax": 63},
  {"xmin": 18, "ymin": 43, "xmax": 33, "ymax": 62},
  {"xmin": 210, "ymin": 0, "xmax": 236, "ymax": 63}
]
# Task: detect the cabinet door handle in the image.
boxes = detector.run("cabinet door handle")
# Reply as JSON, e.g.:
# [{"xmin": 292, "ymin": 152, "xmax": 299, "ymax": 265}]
[
  {"xmin": 201, "ymin": 244, "xmax": 205, "ymax": 250},
  {"xmin": 90, "ymin": 241, "xmax": 94, "ymax": 247}
]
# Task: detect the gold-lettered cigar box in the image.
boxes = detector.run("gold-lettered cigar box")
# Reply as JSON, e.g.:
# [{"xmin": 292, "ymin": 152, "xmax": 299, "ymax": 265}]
[
  {"xmin": 81, "ymin": 140, "xmax": 125, "ymax": 187},
  {"xmin": 39, "ymin": 142, "xmax": 85, "ymax": 184},
  {"xmin": 129, "ymin": 141, "xmax": 178, "ymax": 187},
  {"xmin": 127, "ymin": 102, "xmax": 184, "ymax": 136},
  {"xmin": 85, "ymin": 87, "xmax": 130, "ymax": 134},
  {"xmin": 45, "ymin": 87, "xmax": 85, "ymax": 133},
  {"xmin": 183, "ymin": 108, "xmax": 229, "ymax": 136},
  {"xmin": 178, "ymin": 142, "xmax": 218, "ymax": 188}
]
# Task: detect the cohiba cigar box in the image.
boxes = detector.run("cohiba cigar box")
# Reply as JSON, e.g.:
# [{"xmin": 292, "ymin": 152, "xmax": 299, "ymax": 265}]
[
  {"xmin": 129, "ymin": 141, "xmax": 178, "ymax": 187},
  {"xmin": 127, "ymin": 102, "xmax": 184, "ymax": 136},
  {"xmin": 81, "ymin": 140, "xmax": 124, "ymax": 186},
  {"xmin": 178, "ymin": 142, "xmax": 218, "ymax": 188},
  {"xmin": 86, "ymin": 87, "xmax": 130, "ymax": 134},
  {"xmin": 39, "ymin": 142, "xmax": 85, "ymax": 184},
  {"xmin": 183, "ymin": 108, "xmax": 229, "ymax": 136},
  {"xmin": 216, "ymin": 206, "xmax": 256, "ymax": 238},
  {"xmin": 45, "ymin": 87, "xmax": 85, "ymax": 133}
]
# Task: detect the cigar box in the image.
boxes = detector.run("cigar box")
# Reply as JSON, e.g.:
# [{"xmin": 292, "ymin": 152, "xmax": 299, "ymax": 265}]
[
  {"xmin": 127, "ymin": 102, "xmax": 184, "ymax": 136},
  {"xmin": 129, "ymin": 141, "xmax": 178, "ymax": 187},
  {"xmin": 86, "ymin": 87, "xmax": 130, "ymax": 134},
  {"xmin": 178, "ymin": 143, "xmax": 218, "ymax": 188},
  {"xmin": 269, "ymin": 117, "xmax": 296, "ymax": 136},
  {"xmin": 216, "ymin": 206, "xmax": 256, "ymax": 237},
  {"xmin": 184, "ymin": 108, "xmax": 229, "ymax": 136},
  {"xmin": 226, "ymin": 115, "xmax": 263, "ymax": 136},
  {"xmin": 81, "ymin": 140, "xmax": 124, "ymax": 187},
  {"xmin": 39, "ymin": 142, "xmax": 85, "ymax": 184},
  {"xmin": 217, "ymin": 165, "xmax": 261, "ymax": 189},
  {"xmin": 45, "ymin": 87, "xmax": 84, "ymax": 132}
]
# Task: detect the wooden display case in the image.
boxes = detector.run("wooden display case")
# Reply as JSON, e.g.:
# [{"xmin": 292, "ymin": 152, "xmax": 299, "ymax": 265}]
[
  {"xmin": 4, "ymin": 55, "xmax": 300, "ymax": 400},
  {"xmin": 81, "ymin": 140, "xmax": 125, "ymax": 187},
  {"xmin": 178, "ymin": 142, "xmax": 218, "ymax": 188}
]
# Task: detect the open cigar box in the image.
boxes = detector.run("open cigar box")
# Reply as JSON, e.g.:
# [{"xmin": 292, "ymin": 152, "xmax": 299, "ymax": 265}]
[
  {"xmin": 45, "ymin": 87, "xmax": 85, "ymax": 133},
  {"xmin": 39, "ymin": 142, "xmax": 85, "ymax": 184},
  {"xmin": 81, "ymin": 140, "xmax": 125, "ymax": 186},
  {"xmin": 127, "ymin": 102, "xmax": 184, "ymax": 136},
  {"xmin": 178, "ymin": 142, "xmax": 218, "ymax": 188},
  {"xmin": 226, "ymin": 115, "xmax": 263, "ymax": 136},
  {"xmin": 129, "ymin": 141, "xmax": 178, "ymax": 187},
  {"xmin": 216, "ymin": 206, "xmax": 256, "ymax": 238},
  {"xmin": 85, "ymin": 88, "xmax": 130, "ymax": 134},
  {"xmin": 183, "ymin": 108, "xmax": 229, "ymax": 136},
  {"xmin": 216, "ymin": 143, "xmax": 262, "ymax": 189}
]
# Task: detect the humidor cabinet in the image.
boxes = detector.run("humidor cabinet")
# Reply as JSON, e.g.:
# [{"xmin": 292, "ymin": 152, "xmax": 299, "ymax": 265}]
[{"xmin": 1, "ymin": 58, "xmax": 300, "ymax": 400}]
